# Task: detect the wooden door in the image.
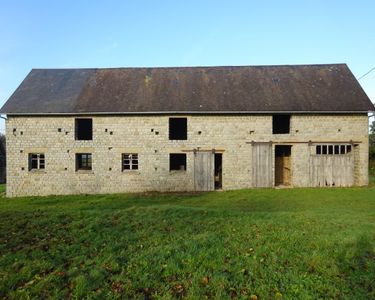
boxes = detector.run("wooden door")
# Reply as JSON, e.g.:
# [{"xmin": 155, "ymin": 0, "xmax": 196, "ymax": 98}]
[
  {"xmin": 309, "ymin": 155, "xmax": 354, "ymax": 187},
  {"xmin": 194, "ymin": 151, "xmax": 215, "ymax": 191},
  {"xmin": 252, "ymin": 143, "xmax": 273, "ymax": 187}
]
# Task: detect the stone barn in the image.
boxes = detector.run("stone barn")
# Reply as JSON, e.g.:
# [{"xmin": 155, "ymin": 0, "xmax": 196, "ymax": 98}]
[{"xmin": 0, "ymin": 64, "xmax": 374, "ymax": 197}]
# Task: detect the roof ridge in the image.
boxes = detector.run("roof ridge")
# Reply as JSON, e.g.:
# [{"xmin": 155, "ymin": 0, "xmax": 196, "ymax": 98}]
[{"xmin": 30, "ymin": 63, "xmax": 348, "ymax": 71}]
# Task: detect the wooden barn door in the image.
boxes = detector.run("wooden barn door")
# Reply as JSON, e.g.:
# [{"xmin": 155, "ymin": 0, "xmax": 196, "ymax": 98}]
[
  {"xmin": 309, "ymin": 154, "xmax": 354, "ymax": 187},
  {"xmin": 194, "ymin": 151, "xmax": 215, "ymax": 191},
  {"xmin": 252, "ymin": 143, "xmax": 273, "ymax": 187}
]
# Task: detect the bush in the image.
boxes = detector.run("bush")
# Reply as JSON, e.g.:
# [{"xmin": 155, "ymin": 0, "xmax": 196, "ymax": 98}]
[{"xmin": 370, "ymin": 146, "xmax": 375, "ymax": 161}]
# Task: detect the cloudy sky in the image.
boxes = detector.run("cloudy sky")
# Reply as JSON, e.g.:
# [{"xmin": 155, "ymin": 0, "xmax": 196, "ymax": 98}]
[{"xmin": 0, "ymin": 0, "xmax": 374, "ymax": 133}]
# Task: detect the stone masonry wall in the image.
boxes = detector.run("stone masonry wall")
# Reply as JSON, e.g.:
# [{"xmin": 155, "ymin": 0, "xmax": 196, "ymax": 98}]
[{"xmin": 5, "ymin": 114, "xmax": 369, "ymax": 197}]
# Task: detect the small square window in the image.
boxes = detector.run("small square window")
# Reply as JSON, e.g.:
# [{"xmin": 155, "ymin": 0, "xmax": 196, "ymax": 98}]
[
  {"xmin": 29, "ymin": 153, "xmax": 45, "ymax": 170},
  {"xmin": 170, "ymin": 154, "xmax": 186, "ymax": 171},
  {"xmin": 122, "ymin": 153, "xmax": 138, "ymax": 171},
  {"xmin": 76, "ymin": 153, "xmax": 92, "ymax": 170}
]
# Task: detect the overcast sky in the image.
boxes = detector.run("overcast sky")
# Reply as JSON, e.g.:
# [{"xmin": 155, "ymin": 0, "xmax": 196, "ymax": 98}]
[{"xmin": 0, "ymin": 0, "xmax": 374, "ymax": 133}]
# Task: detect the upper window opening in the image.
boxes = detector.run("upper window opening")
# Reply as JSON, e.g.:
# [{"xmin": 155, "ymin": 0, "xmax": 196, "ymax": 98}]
[
  {"xmin": 169, "ymin": 153, "xmax": 186, "ymax": 171},
  {"xmin": 29, "ymin": 153, "xmax": 45, "ymax": 170},
  {"xmin": 76, "ymin": 153, "xmax": 92, "ymax": 170},
  {"xmin": 169, "ymin": 118, "xmax": 187, "ymax": 140},
  {"xmin": 315, "ymin": 144, "xmax": 352, "ymax": 155},
  {"xmin": 272, "ymin": 115, "xmax": 290, "ymax": 134},
  {"xmin": 75, "ymin": 118, "xmax": 93, "ymax": 140}
]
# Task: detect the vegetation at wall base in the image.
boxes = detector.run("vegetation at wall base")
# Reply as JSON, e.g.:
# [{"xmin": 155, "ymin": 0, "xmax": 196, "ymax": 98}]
[
  {"xmin": 370, "ymin": 120, "xmax": 375, "ymax": 161},
  {"xmin": 1, "ymin": 185, "xmax": 375, "ymax": 299}
]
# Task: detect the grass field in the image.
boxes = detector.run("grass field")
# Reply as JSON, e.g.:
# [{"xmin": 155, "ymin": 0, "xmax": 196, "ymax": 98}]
[{"xmin": 1, "ymin": 183, "xmax": 375, "ymax": 299}]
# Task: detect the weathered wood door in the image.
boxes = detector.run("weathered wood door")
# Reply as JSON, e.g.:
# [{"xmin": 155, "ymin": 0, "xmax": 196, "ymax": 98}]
[
  {"xmin": 252, "ymin": 143, "xmax": 273, "ymax": 187},
  {"xmin": 309, "ymin": 155, "xmax": 354, "ymax": 187},
  {"xmin": 194, "ymin": 151, "xmax": 215, "ymax": 191}
]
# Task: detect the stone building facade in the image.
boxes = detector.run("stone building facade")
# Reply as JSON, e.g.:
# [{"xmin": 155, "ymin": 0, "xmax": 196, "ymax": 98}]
[
  {"xmin": 1, "ymin": 65, "xmax": 373, "ymax": 197},
  {"xmin": 4, "ymin": 113, "xmax": 369, "ymax": 197}
]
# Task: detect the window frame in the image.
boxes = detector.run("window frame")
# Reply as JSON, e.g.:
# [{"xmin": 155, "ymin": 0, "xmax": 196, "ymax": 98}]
[
  {"xmin": 28, "ymin": 153, "xmax": 45, "ymax": 171},
  {"xmin": 315, "ymin": 144, "xmax": 352, "ymax": 155},
  {"xmin": 76, "ymin": 153, "xmax": 92, "ymax": 171},
  {"xmin": 122, "ymin": 153, "xmax": 139, "ymax": 171}
]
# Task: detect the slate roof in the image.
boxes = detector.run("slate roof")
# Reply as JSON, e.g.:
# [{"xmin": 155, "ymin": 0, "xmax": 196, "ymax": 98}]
[{"xmin": 1, "ymin": 64, "xmax": 373, "ymax": 114}]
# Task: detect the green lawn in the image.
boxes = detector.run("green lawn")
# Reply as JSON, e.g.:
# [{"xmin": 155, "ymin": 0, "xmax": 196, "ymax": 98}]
[{"xmin": 1, "ymin": 185, "xmax": 375, "ymax": 299}]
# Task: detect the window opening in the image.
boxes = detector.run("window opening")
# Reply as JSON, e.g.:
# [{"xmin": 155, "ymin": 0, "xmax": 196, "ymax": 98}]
[
  {"xmin": 170, "ymin": 153, "xmax": 186, "ymax": 171},
  {"xmin": 122, "ymin": 153, "xmax": 139, "ymax": 171},
  {"xmin": 315, "ymin": 144, "xmax": 352, "ymax": 155},
  {"xmin": 29, "ymin": 153, "xmax": 45, "ymax": 170},
  {"xmin": 76, "ymin": 153, "xmax": 92, "ymax": 170},
  {"xmin": 272, "ymin": 115, "xmax": 290, "ymax": 134},
  {"xmin": 169, "ymin": 118, "xmax": 187, "ymax": 140},
  {"xmin": 75, "ymin": 119, "xmax": 93, "ymax": 140}
]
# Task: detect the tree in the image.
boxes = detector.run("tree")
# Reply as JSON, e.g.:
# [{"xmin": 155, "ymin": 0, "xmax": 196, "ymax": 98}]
[{"xmin": 370, "ymin": 120, "xmax": 375, "ymax": 144}]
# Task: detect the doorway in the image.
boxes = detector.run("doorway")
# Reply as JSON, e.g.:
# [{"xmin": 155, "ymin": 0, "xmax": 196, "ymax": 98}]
[
  {"xmin": 214, "ymin": 153, "xmax": 222, "ymax": 189},
  {"xmin": 275, "ymin": 145, "xmax": 292, "ymax": 186}
]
